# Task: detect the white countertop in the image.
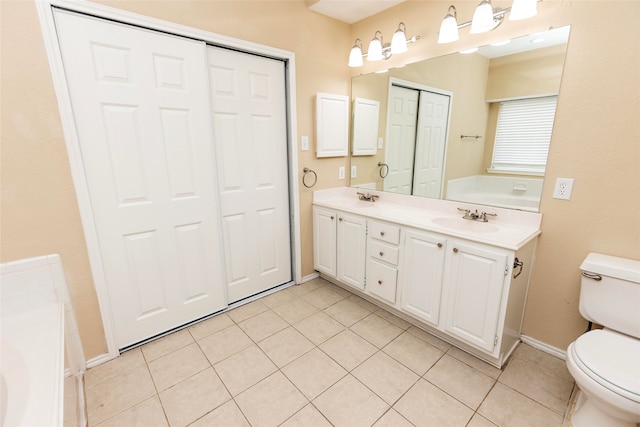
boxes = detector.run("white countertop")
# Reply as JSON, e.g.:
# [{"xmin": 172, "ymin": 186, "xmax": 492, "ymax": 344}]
[
  {"xmin": 1, "ymin": 303, "xmax": 65, "ymax": 427},
  {"xmin": 313, "ymin": 187, "xmax": 542, "ymax": 250}
]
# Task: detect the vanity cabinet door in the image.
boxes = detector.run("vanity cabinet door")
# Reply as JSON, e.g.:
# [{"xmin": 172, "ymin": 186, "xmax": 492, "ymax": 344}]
[
  {"xmin": 399, "ymin": 229, "xmax": 447, "ymax": 327},
  {"xmin": 441, "ymin": 240, "xmax": 510, "ymax": 353},
  {"xmin": 336, "ymin": 212, "xmax": 367, "ymax": 290},
  {"xmin": 313, "ymin": 206, "xmax": 337, "ymax": 277}
]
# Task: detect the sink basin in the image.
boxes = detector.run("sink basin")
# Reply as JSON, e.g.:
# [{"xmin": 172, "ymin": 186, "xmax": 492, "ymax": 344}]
[{"xmin": 432, "ymin": 217, "xmax": 499, "ymax": 233}]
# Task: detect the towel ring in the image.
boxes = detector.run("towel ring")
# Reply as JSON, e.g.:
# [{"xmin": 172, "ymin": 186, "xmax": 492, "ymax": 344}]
[
  {"xmin": 378, "ymin": 162, "xmax": 389, "ymax": 178},
  {"xmin": 302, "ymin": 167, "xmax": 317, "ymax": 188}
]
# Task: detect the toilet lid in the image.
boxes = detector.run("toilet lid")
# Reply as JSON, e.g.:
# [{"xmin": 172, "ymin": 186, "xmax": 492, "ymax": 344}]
[{"xmin": 574, "ymin": 329, "xmax": 640, "ymax": 399}]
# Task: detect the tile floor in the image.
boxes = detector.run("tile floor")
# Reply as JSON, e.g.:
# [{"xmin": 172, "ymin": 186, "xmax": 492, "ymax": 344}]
[{"xmin": 64, "ymin": 278, "xmax": 577, "ymax": 427}]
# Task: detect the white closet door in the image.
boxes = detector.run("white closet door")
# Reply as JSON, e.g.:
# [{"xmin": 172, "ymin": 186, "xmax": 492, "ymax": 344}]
[
  {"xmin": 413, "ymin": 90, "xmax": 451, "ymax": 198},
  {"xmin": 207, "ymin": 46, "xmax": 292, "ymax": 303},
  {"xmin": 53, "ymin": 10, "xmax": 227, "ymax": 348},
  {"xmin": 384, "ymin": 85, "xmax": 418, "ymax": 194}
]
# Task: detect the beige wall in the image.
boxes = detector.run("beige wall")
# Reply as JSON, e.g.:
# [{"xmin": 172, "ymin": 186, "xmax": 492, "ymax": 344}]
[{"xmin": 1, "ymin": 0, "xmax": 639, "ymax": 360}]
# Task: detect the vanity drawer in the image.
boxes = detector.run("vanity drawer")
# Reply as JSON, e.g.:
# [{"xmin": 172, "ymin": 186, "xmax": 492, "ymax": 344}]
[
  {"xmin": 368, "ymin": 239, "xmax": 399, "ymax": 266},
  {"xmin": 368, "ymin": 221, "xmax": 400, "ymax": 245},
  {"xmin": 367, "ymin": 259, "xmax": 398, "ymax": 304}
]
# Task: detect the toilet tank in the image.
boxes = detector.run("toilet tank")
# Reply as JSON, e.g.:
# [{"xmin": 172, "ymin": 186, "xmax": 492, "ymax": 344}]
[{"xmin": 579, "ymin": 253, "xmax": 640, "ymax": 338}]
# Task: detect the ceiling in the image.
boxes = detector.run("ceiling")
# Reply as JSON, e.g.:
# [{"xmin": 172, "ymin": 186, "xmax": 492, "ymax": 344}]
[{"xmin": 307, "ymin": 0, "xmax": 406, "ymax": 24}]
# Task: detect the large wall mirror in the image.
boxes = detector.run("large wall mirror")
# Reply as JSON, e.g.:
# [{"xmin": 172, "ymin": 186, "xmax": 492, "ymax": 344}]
[{"xmin": 350, "ymin": 26, "xmax": 570, "ymax": 213}]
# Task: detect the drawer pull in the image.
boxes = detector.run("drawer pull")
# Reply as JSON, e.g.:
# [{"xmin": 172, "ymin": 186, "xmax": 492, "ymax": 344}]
[
  {"xmin": 453, "ymin": 247, "xmax": 459, "ymax": 253},
  {"xmin": 380, "ymin": 231, "xmax": 385, "ymax": 237},
  {"xmin": 338, "ymin": 217, "xmax": 343, "ymax": 221},
  {"xmin": 379, "ymin": 251, "xmax": 384, "ymax": 257},
  {"xmin": 330, "ymin": 216, "xmax": 334, "ymax": 220},
  {"xmin": 437, "ymin": 243, "xmax": 443, "ymax": 248},
  {"xmin": 378, "ymin": 280, "xmax": 383, "ymax": 285}
]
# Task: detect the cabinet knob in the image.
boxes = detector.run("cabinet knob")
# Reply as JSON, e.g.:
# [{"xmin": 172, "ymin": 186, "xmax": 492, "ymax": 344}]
[
  {"xmin": 453, "ymin": 247, "xmax": 459, "ymax": 253},
  {"xmin": 378, "ymin": 280, "xmax": 382, "ymax": 285},
  {"xmin": 338, "ymin": 217, "xmax": 343, "ymax": 221},
  {"xmin": 380, "ymin": 231, "xmax": 385, "ymax": 236},
  {"xmin": 330, "ymin": 216, "xmax": 334, "ymax": 220},
  {"xmin": 437, "ymin": 243, "xmax": 443, "ymax": 248},
  {"xmin": 379, "ymin": 251, "xmax": 384, "ymax": 257}
]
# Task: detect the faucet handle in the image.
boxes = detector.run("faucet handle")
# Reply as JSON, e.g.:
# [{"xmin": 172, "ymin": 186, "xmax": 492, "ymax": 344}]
[
  {"xmin": 480, "ymin": 212, "xmax": 498, "ymax": 222},
  {"xmin": 457, "ymin": 207, "xmax": 473, "ymax": 220}
]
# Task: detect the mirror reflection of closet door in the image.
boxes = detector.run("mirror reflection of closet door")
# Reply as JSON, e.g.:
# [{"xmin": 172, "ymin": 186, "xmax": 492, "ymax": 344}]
[{"xmin": 384, "ymin": 85, "xmax": 418, "ymax": 194}]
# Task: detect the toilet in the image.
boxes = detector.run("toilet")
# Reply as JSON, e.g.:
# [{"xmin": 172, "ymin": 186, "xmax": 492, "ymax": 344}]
[{"xmin": 566, "ymin": 253, "xmax": 640, "ymax": 427}]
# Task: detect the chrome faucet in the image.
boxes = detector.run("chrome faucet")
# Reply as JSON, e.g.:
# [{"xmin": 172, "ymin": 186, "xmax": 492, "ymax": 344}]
[
  {"xmin": 357, "ymin": 192, "xmax": 379, "ymax": 202},
  {"xmin": 457, "ymin": 208, "xmax": 497, "ymax": 222}
]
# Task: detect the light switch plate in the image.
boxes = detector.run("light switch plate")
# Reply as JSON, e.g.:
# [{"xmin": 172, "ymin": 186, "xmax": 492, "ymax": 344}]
[
  {"xmin": 378, "ymin": 137, "xmax": 383, "ymax": 149},
  {"xmin": 301, "ymin": 136, "xmax": 309, "ymax": 151},
  {"xmin": 351, "ymin": 166, "xmax": 357, "ymax": 178},
  {"xmin": 338, "ymin": 167, "xmax": 345, "ymax": 180}
]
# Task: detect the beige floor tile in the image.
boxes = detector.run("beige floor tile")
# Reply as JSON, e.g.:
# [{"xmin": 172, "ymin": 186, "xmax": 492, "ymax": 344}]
[
  {"xmin": 280, "ymin": 404, "xmax": 332, "ymax": 427},
  {"xmin": 323, "ymin": 298, "xmax": 372, "ymax": 327},
  {"xmin": 198, "ymin": 324, "xmax": 253, "ymax": 364},
  {"xmin": 214, "ymin": 345, "xmax": 277, "ymax": 395},
  {"xmin": 148, "ymin": 343, "xmax": 209, "ymax": 391},
  {"xmin": 467, "ymin": 414, "xmax": 499, "ymax": 427},
  {"xmin": 272, "ymin": 297, "xmax": 319, "ymax": 324},
  {"xmin": 352, "ymin": 351, "xmax": 419, "ymax": 404},
  {"xmin": 324, "ymin": 283, "xmax": 354, "ymax": 298},
  {"xmin": 258, "ymin": 326, "xmax": 315, "ymax": 368},
  {"xmin": 94, "ymin": 396, "xmax": 167, "ymax": 427},
  {"xmin": 375, "ymin": 308, "xmax": 412, "ymax": 330},
  {"xmin": 346, "ymin": 294, "xmax": 380, "ymax": 312},
  {"xmin": 406, "ymin": 325, "xmax": 452, "ymax": 352},
  {"xmin": 260, "ymin": 287, "xmax": 297, "ymax": 309},
  {"xmin": 189, "ymin": 400, "xmax": 250, "ymax": 427},
  {"xmin": 188, "ymin": 313, "xmax": 233, "ymax": 341},
  {"xmin": 313, "ymin": 375, "xmax": 389, "ymax": 427},
  {"xmin": 63, "ymin": 377, "xmax": 78, "ymax": 427},
  {"xmin": 394, "ymin": 379, "xmax": 474, "ymax": 427},
  {"xmin": 424, "ymin": 354, "xmax": 495, "ymax": 410},
  {"xmin": 294, "ymin": 311, "xmax": 345, "ymax": 345},
  {"xmin": 238, "ymin": 309, "xmax": 289, "ymax": 342},
  {"xmin": 478, "ymin": 382, "xmax": 564, "ymax": 427},
  {"xmin": 373, "ymin": 409, "xmax": 414, "ymax": 427},
  {"xmin": 499, "ymin": 356, "xmax": 575, "ymax": 414},
  {"xmin": 159, "ymin": 368, "xmax": 230, "ymax": 427},
  {"xmin": 288, "ymin": 279, "xmax": 327, "ymax": 297},
  {"xmin": 383, "ymin": 331, "xmax": 444, "ymax": 375},
  {"xmin": 235, "ymin": 371, "xmax": 308, "ymax": 427},
  {"xmin": 302, "ymin": 285, "xmax": 346, "ymax": 309},
  {"xmin": 85, "ymin": 348, "xmax": 146, "ymax": 388},
  {"xmin": 446, "ymin": 346, "xmax": 502, "ymax": 379},
  {"xmin": 319, "ymin": 329, "xmax": 378, "ymax": 371},
  {"xmin": 86, "ymin": 364, "xmax": 156, "ymax": 425},
  {"xmin": 140, "ymin": 329, "xmax": 194, "ymax": 362},
  {"xmin": 282, "ymin": 348, "xmax": 347, "ymax": 399},
  {"xmin": 514, "ymin": 343, "xmax": 574, "ymax": 382},
  {"xmin": 226, "ymin": 299, "xmax": 269, "ymax": 323},
  {"xmin": 350, "ymin": 313, "xmax": 403, "ymax": 348}
]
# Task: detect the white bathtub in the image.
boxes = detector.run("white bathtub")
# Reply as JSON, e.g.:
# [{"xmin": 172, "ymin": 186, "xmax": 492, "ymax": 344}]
[
  {"xmin": 1, "ymin": 303, "xmax": 65, "ymax": 427},
  {"xmin": 446, "ymin": 175, "xmax": 543, "ymax": 212}
]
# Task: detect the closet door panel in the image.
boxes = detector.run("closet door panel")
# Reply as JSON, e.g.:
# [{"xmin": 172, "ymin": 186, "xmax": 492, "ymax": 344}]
[
  {"xmin": 208, "ymin": 47, "xmax": 292, "ymax": 303},
  {"xmin": 53, "ymin": 9, "xmax": 227, "ymax": 348}
]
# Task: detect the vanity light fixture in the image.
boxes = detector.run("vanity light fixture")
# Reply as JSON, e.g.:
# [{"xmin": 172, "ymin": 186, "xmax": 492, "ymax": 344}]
[
  {"xmin": 348, "ymin": 22, "xmax": 420, "ymax": 67},
  {"xmin": 438, "ymin": 0, "xmax": 538, "ymax": 43}
]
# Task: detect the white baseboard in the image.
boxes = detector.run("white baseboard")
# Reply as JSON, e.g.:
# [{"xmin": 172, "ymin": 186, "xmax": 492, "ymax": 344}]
[
  {"xmin": 299, "ymin": 272, "xmax": 320, "ymax": 283},
  {"xmin": 86, "ymin": 353, "xmax": 112, "ymax": 369},
  {"xmin": 520, "ymin": 335, "xmax": 567, "ymax": 360}
]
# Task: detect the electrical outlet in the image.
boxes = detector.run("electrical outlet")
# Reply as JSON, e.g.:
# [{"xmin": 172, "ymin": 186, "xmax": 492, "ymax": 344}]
[
  {"xmin": 338, "ymin": 167, "xmax": 345, "ymax": 180},
  {"xmin": 301, "ymin": 135, "xmax": 309, "ymax": 151},
  {"xmin": 553, "ymin": 178, "xmax": 574, "ymax": 200},
  {"xmin": 351, "ymin": 166, "xmax": 357, "ymax": 178},
  {"xmin": 378, "ymin": 137, "xmax": 384, "ymax": 149}
]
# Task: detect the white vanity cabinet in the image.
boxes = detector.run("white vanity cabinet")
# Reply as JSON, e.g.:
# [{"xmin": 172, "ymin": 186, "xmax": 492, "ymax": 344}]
[
  {"xmin": 366, "ymin": 220, "xmax": 401, "ymax": 304},
  {"xmin": 313, "ymin": 206, "xmax": 366, "ymax": 290},
  {"xmin": 312, "ymin": 188, "xmax": 541, "ymax": 367},
  {"xmin": 440, "ymin": 240, "xmax": 511, "ymax": 353},
  {"xmin": 399, "ymin": 229, "xmax": 447, "ymax": 327}
]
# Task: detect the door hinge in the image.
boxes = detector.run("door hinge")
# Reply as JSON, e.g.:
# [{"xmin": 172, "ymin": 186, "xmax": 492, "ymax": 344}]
[
  {"xmin": 494, "ymin": 335, "xmax": 499, "ymax": 347},
  {"xmin": 504, "ymin": 263, "xmax": 509, "ymax": 276}
]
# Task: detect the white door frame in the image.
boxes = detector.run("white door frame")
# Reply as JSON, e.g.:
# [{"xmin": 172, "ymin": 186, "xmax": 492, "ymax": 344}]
[
  {"xmin": 36, "ymin": 0, "xmax": 302, "ymax": 360},
  {"xmin": 385, "ymin": 77, "xmax": 453, "ymax": 198}
]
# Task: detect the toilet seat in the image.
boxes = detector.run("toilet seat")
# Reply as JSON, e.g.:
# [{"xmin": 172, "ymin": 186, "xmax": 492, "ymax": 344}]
[{"xmin": 572, "ymin": 329, "xmax": 640, "ymax": 403}]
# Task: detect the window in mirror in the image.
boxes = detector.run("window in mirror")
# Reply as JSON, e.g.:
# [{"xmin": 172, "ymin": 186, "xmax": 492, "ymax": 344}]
[{"xmin": 490, "ymin": 95, "xmax": 558, "ymax": 175}]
